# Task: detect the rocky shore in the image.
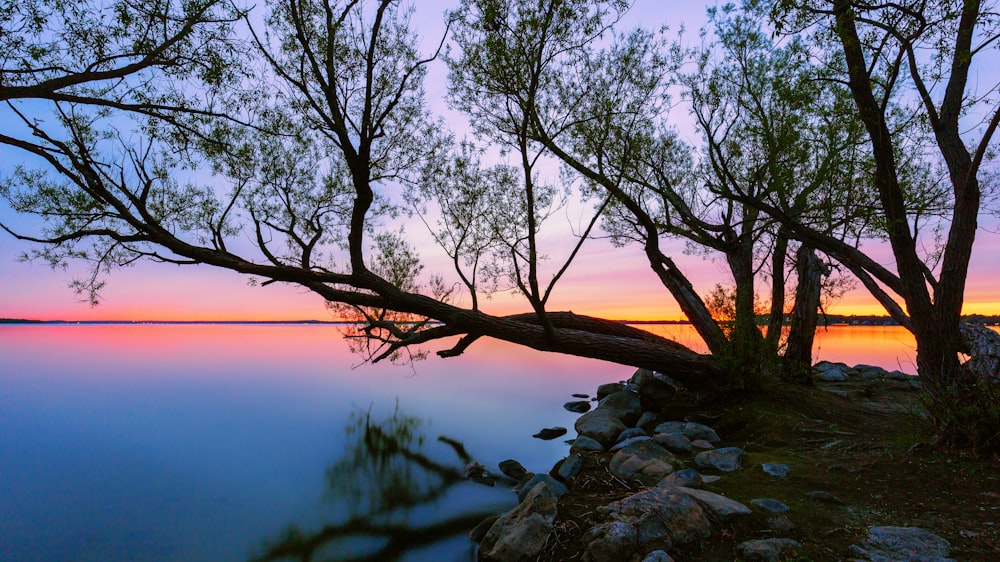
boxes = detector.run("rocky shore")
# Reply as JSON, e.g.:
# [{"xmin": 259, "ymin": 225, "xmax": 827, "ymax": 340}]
[{"xmin": 469, "ymin": 364, "xmax": 963, "ymax": 561}]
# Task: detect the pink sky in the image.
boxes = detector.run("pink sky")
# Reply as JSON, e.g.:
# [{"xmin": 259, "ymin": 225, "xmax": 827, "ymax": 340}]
[{"xmin": 1, "ymin": 1, "xmax": 998, "ymax": 321}]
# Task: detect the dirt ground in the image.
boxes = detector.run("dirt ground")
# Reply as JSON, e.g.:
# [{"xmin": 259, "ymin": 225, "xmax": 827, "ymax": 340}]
[{"xmin": 539, "ymin": 380, "xmax": 1000, "ymax": 561}]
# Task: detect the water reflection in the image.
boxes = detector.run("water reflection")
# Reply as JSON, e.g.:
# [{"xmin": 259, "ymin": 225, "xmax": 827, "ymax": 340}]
[{"xmin": 253, "ymin": 404, "xmax": 513, "ymax": 562}]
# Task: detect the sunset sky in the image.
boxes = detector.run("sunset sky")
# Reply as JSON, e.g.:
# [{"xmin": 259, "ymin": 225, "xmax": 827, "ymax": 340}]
[{"xmin": 1, "ymin": 1, "xmax": 998, "ymax": 321}]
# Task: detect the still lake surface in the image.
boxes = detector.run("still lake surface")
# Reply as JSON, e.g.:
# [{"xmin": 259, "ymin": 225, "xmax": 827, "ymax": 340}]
[{"xmin": 1, "ymin": 324, "xmax": 921, "ymax": 561}]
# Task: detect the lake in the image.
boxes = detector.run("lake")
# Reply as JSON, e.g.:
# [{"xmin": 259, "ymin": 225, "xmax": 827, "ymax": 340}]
[{"xmin": 0, "ymin": 324, "xmax": 921, "ymax": 561}]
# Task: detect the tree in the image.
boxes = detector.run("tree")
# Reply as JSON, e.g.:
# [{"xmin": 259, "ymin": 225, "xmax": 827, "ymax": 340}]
[
  {"xmin": 0, "ymin": 0, "xmax": 715, "ymax": 388},
  {"xmin": 764, "ymin": 0, "xmax": 1000, "ymax": 448}
]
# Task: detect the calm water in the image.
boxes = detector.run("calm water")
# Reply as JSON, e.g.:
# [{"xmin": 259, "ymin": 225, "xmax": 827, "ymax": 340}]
[{"xmin": 0, "ymin": 324, "xmax": 920, "ymax": 561}]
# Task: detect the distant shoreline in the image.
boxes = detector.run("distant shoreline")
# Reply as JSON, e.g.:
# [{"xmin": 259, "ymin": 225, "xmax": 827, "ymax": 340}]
[{"xmin": 3, "ymin": 315, "xmax": 999, "ymax": 326}]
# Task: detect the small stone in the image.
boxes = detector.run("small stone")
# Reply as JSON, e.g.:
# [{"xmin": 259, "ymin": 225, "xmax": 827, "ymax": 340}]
[
  {"xmin": 701, "ymin": 475, "xmax": 722, "ymax": 483},
  {"xmin": 516, "ymin": 474, "xmax": 568, "ymax": 503},
  {"xmin": 694, "ymin": 447, "xmax": 745, "ymax": 472},
  {"xmin": 658, "ymin": 469, "xmax": 704, "ymax": 489},
  {"xmin": 751, "ymin": 498, "xmax": 790, "ymax": 513},
  {"xmin": 556, "ymin": 453, "xmax": 583, "ymax": 481},
  {"xmin": 533, "ymin": 426, "xmax": 568, "ymax": 440},
  {"xmin": 597, "ymin": 382, "xmax": 625, "ymax": 399},
  {"xmin": 641, "ymin": 550, "xmax": 675, "ymax": 562},
  {"xmin": 499, "ymin": 459, "xmax": 528, "ymax": 480},
  {"xmin": 736, "ymin": 538, "xmax": 801, "ymax": 561},
  {"xmin": 572, "ymin": 393, "xmax": 589, "ymax": 399},
  {"xmin": 806, "ymin": 490, "xmax": 845, "ymax": 505},
  {"xmin": 690, "ymin": 439, "xmax": 714, "ymax": 449},
  {"xmin": 636, "ymin": 411, "xmax": 658, "ymax": 429},
  {"xmin": 654, "ymin": 432, "xmax": 692, "ymax": 454},
  {"xmin": 767, "ymin": 515, "xmax": 795, "ymax": 532},
  {"xmin": 571, "ymin": 435, "xmax": 605, "ymax": 453},
  {"xmin": 610, "ymin": 435, "xmax": 653, "ymax": 451},
  {"xmin": 762, "ymin": 462, "xmax": 789, "ymax": 477},
  {"xmin": 618, "ymin": 427, "xmax": 648, "ymax": 440},
  {"xmin": 564, "ymin": 400, "xmax": 592, "ymax": 413},
  {"xmin": 850, "ymin": 526, "xmax": 953, "ymax": 562}
]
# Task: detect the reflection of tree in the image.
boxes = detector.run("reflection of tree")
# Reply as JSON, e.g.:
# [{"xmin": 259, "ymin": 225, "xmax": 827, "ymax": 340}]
[{"xmin": 252, "ymin": 405, "xmax": 510, "ymax": 562}]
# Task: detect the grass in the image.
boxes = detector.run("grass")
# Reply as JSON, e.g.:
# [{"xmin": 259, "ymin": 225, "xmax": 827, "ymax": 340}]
[{"xmin": 539, "ymin": 379, "xmax": 1000, "ymax": 560}]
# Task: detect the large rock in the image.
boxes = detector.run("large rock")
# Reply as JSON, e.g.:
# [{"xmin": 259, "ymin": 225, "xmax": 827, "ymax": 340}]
[
  {"xmin": 654, "ymin": 431, "xmax": 692, "ymax": 454},
  {"xmin": 658, "ymin": 468, "xmax": 703, "ymax": 489},
  {"xmin": 814, "ymin": 361, "xmax": 852, "ymax": 381},
  {"xmin": 676, "ymin": 487, "xmax": 751, "ymax": 521},
  {"xmin": 694, "ymin": 447, "xmax": 745, "ymax": 472},
  {"xmin": 599, "ymin": 487, "xmax": 712, "ymax": 549},
  {"xmin": 564, "ymin": 400, "xmax": 592, "ymax": 413},
  {"xmin": 654, "ymin": 421, "xmax": 721, "ymax": 443},
  {"xmin": 641, "ymin": 551, "xmax": 675, "ymax": 562},
  {"xmin": 570, "ymin": 435, "xmax": 605, "ymax": 453},
  {"xmin": 630, "ymin": 368, "xmax": 677, "ymax": 406},
  {"xmin": 849, "ymin": 526, "xmax": 954, "ymax": 562},
  {"xmin": 736, "ymin": 538, "xmax": 801, "ymax": 561},
  {"xmin": 581, "ymin": 521, "xmax": 639, "ymax": 562},
  {"xmin": 597, "ymin": 382, "xmax": 625, "ymax": 399},
  {"xmin": 516, "ymin": 474, "xmax": 568, "ymax": 503},
  {"xmin": 555, "ymin": 454, "xmax": 582, "ymax": 481},
  {"xmin": 575, "ymin": 409, "xmax": 626, "ymax": 448},
  {"xmin": 609, "ymin": 440, "xmax": 676, "ymax": 485},
  {"xmin": 479, "ymin": 482, "xmax": 559, "ymax": 562},
  {"xmin": 598, "ymin": 390, "xmax": 643, "ymax": 426}
]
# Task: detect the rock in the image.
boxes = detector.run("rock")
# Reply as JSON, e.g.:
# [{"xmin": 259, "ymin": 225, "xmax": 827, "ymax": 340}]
[
  {"xmin": 610, "ymin": 435, "xmax": 653, "ymax": 451},
  {"xmin": 598, "ymin": 390, "xmax": 643, "ymax": 426},
  {"xmin": 690, "ymin": 439, "xmax": 715, "ymax": 449},
  {"xmin": 575, "ymin": 410, "xmax": 626, "ymax": 448},
  {"xmin": 597, "ymin": 382, "xmax": 625, "ymax": 400},
  {"xmin": 750, "ymin": 498, "xmax": 789, "ymax": 513},
  {"xmin": 499, "ymin": 459, "xmax": 528, "ymax": 480},
  {"xmin": 618, "ymin": 427, "xmax": 648, "ymax": 440},
  {"xmin": 676, "ymin": 487, "xmax": 751, "ymax": 521},
  {"xmin": 636, "ymin": 411, "xmax": 658, "ymax": 430},
  {"xmin": 581, "ymin": 521, "xmax": 638, "ymax": 562},
  {"xmin": 641, "ymin": 551, "xmax": 675, "ymax": 562},
  {"xmin": 855, "ymin": 364, "xmax": 888, "ymax": 379},
  {"xmin": 533, "ymin": 427, "xmax": 567, "ymax": 440},
  {"xmin": 701, "ymin": 475, "xmax": 721, "ymax": 483},
  {"xmin": 564, "ymin": 400, "xmax": 592, "ymax": 413},
  {"xmin": 516, "ymin": 474, "xmax": 568, "ymax": 503},
  {"xmin": 658, "ymin": 468, "xmax": 703, "ymax": 489},
  {"xmin": 465, "ymin": 461, "xmax": 497, "ymax": 486},
  {"xmin": 694, "ymin": 447, "xmax": 745, "ymax": 472},
  {"xmin": 654, "ymin": 432, "xmax": 692, "ymax": 453},
  {"xmin": 470, "ymin": 514, "xmax": 500, "ymax": 542},
  {"xmin": 599, "ymin": 487, "xmax": 712, "ymax": 549},
  {"xmin": 654, "ymin": 421, "xmax": 721, "ymax": 443},
  {"xmin": 556, "ymin": 454, "xmax": 583, "ymax": 481},
  {"xmin": 736, "ymin": 538, "xmax": 801, "ymax": 561},
  {"xmin": 806, "ymin": 490, "xmax": 845, "ymax": 505},
  {"xmin": 767, "ymin": 515, "xmax": 794, "ymax": 532},
  {"xmin": 762, "ymin": 462, "xmax": 789, "ymax": 477},
  {"xmin": 479, "ymin": 482, "xmax": 559, "ymax": 562},
  {"xmin": 610, "ymin": 440, "xmax": 676, "ymax": 485},
  {"xmin": 850, "ymin": 526, "xmax": 954, "ymax": 562},
  {"xmin": 630, "ymin": 368, "xmax": 677, "ymax": 406},
  {"xmin": 814, "ymin": 361, "xmax": 851, "ymax": 381},
  {"xmin": 572, "ymin": 393, "xmax": 590, "ymax": 399},
  {"xmin": 886, "ymin": 369, "xmax": 912, "ymax": 381},
  {"xmin": 570, "ymin": 435, "xmax": 605, "ymax": 453}
]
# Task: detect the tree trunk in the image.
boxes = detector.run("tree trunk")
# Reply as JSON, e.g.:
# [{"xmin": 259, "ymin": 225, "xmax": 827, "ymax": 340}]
[{"xmin": 784, "ymin": 245, "xmax": 826, "ymax": 377}]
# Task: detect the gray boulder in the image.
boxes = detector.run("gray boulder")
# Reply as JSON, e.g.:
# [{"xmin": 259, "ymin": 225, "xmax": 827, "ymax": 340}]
[
  {"xmin": 597, "ymin": 382, "xmax": 625, "ymax": 399},
  {"xmin": 610, "ymin": 435, "xmax": 653, "ymax": 451},
  {"xmin": 532, "ymin": 427, "xmax": 567, "ymax": 440},
  {"xmin": 564, "ymin": 400, "xmax": 591, "ymax": 413},
  {"xmin": 516, "ymin": 474, "xmax": 568, "ymax": 503},
  {"xmin": 694, "ymin": 447, "xmax": 745, "ymax": 472},
  {"xmin": 658, "ymin": 468, "xmax": 704, "ymax": 489},
  {"xmin": 618, "ymin": 427, "xmax": 648, "ymax": 440},
  {"xmin": 654, "ymin": 421, "xmax": 721, "ymax": 443},
  {"xmin": 654, "ymin": 432, "xmax": 692, "ymax": 454},
  {"xmin": 575, "ymin": 410, "xmax": 625, "ymax": 448},
  {"xmin": 814, "ymin": 361, "xmax": 851, "ymax": 381},
  {"xmin": 479, "ymin": 482, "xmax": 559, "ymax": 562},
  {"xmin": 641, "ymin": 551, "xmax": 675, "ymax": 562},
  {"xmin": 850, "ymin": 526, "xmax": 954, "ymax": 562},
  {"xmin": 761, "ymin": 462, "xmax": 789, "ymax": 477},
  {"xmin": 581, "ymin": 521, "xmax": 638, "ymax": 562},
  {"xmin": 609, "ymin": 440, "xmax": 676, "ymax": 485},
  {"xmin": 599, "ymin": 487, "xmax": 712, "ymax": 549},
  {"xmin": 498, "ymin": 459, "xmax": 527, "ymax": 480},
  {"xmin": 556, "ymin": 454, "xmax": 582, "ymax": 481},
  {"xmin": 598, "ymin": 390, "xmax": 643, "ymax": 426},
  {"xmin": 676, "ymin": 487, "xmax": 751, "ymax": 521},
  {"xmin": 630, "ymin": 368, "xmax": 677, "ymax": 406},
  {"xmin": 736, "ymin": 538, "xmax": 801, "ymax": 561},
  {"xmin": 750, "ymin": 498, "xmax": 789, "ymax": 513},
  {"xmin": 636, "ymin": 411, "xmax": 658, "ymax": 430},
  {"xmin": 570, "ymin": 435, "xmax": 605, "ymax": 453}
]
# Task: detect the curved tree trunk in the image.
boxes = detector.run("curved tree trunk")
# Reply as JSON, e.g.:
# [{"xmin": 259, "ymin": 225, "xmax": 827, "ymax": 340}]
[{"xmin": 784, "ymin": 245, "xmax": 826, "ymax": 377}]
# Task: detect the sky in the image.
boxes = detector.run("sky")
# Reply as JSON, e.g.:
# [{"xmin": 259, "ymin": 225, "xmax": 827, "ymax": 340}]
[{"xmin": 1, "ymin": 0, "xmax": 999, "ymax": 322}]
